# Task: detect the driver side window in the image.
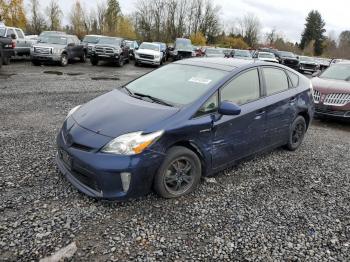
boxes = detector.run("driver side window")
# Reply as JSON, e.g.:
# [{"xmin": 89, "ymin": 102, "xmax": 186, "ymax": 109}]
[{"xmin": 221, "ymin": 69, "xmax": 260, "ymax": 105}]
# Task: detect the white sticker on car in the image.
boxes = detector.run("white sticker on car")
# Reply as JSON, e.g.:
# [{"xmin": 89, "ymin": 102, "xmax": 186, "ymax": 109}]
[{"xmin": 188, "ymin": 77, "xmax": 212, "ymax": 85}]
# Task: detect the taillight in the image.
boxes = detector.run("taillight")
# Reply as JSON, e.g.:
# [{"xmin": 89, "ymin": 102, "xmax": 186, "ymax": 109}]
[{"xmin": 11, "ymin": 40, "xmax": 16, "ymax": 49}]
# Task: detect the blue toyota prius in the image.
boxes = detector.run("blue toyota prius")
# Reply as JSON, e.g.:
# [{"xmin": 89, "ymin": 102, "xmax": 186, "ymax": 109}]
[{"xmin": 56, "ymin": 58, "xmax": 314, "ymax": 200}]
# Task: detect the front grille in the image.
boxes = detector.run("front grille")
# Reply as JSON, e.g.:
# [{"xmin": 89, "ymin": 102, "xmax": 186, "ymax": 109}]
[
  {"xmin": 34, "ymin": 47, "xmax": 51, "ymax": 55},
  {"xmin": 178, "ymin": 51, "xmax": 192, "ymax": 58},
  {"xmin": 71, "ymin": 143, "xmax": 93, "ymax": 152},
  {"xmin": 313, "ymin": 90, "xmax": 321, "ymax": 103},
  {"xmin": 302, "ymin": 64, "xmax": 317, "ymax": 70},
  {"xmin": 72, "ymin": 168, "xmax": 100, "ymax": 192},
  {"xmin": 324, "ymin": 93, "xmax": 350, "ymax": 106},
  {"xmin": 284, "ymin": 59, "xmax": 298, "ymax": 66},
  {"xmin": 315, "ymin": 105, "xmax": 347, "ymax": 116},
  {"xmin": 139, "ymin": 54, "xmax": 154, "ymax": 60},
  {"xmin": 95, "ymin": 47, "xmax": 114, "ymax": 55}
]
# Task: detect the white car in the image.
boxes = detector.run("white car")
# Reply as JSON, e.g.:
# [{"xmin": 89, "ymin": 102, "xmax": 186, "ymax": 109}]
[
  {"xmin": 256, "ymin": 52, "xmax": 279, "ymax": 63},
  {"xmin": 135, "ymin": 42, "xmax": 163, "ymax": 66}
]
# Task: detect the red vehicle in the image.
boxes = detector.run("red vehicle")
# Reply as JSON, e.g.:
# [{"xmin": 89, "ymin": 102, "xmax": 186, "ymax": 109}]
[{"xmin": 312, "ymin": 62, "xmax": 350, "ymax": 120}]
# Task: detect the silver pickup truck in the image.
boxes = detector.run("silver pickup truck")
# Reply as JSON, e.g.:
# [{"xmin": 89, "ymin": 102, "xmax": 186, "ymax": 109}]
[{"xmin": 0, "ymin": 26, "xmax": 35, "ymax": 56}]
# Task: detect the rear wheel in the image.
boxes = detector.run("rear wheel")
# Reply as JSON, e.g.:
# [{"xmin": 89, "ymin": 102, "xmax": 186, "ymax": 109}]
[
  {"xmin": 154, "ymin": 146, "xmax": 201, "ymax": 198},
  {"xmin": 285, "ymin": 116, "xmax": 307, "ymax": 151}
]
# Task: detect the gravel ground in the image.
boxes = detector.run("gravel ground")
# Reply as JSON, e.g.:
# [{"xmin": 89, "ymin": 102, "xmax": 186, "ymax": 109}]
[{"xmin": 0, "ymin": 59, "xmax": 350, "ymax": 261}]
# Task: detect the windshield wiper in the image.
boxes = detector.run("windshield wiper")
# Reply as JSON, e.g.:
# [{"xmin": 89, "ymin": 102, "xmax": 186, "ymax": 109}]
[{"xmin": 133, "ymin": 92, "xmax": 174, "ymax": 107}]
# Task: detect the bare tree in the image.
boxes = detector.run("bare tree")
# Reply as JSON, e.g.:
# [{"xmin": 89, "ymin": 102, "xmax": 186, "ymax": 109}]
[
  {"xmin": 46, "ymin": 0, "xmax": 62, "ymax": 31},
  {"xmin": 238, "ymin": 13, "xmax": 261, "ymax": 47},
  {"xmin": 69, "ymin": 0, "xmax": 86, "ymax": 38},
  {"xmin": 27, "ymin": 0, "xmax": 46, "ymax": 34}
]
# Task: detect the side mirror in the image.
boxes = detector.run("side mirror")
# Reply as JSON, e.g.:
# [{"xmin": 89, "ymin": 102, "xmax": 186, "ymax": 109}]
[
  {"xmin": 312, "ymin": 70, "xmax": 322, "ymax": 77},
  {"xmin": 134, "ymin": 46, "xmax": 138, "ymax": 50},
  {"xmin": 218, "ymin": 101, "xmax": 241, "ymax": 116},
  {"xmin": 68, "ymin": 43, "xmax": 75, "ymax": 47},
  {"xmin": 11, "ymin": 33, "xmax": 16, "ymax": 40}
]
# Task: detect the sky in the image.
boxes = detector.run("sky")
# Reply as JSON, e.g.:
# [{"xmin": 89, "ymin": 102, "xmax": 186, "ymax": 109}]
[{"xmin": 24, "ymin": 0, "xmax": 349, "ymax": 42}]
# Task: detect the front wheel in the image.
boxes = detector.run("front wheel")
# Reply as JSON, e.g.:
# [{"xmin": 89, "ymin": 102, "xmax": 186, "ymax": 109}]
[
  {"xmin": 32, "ymin": 60, "xmax": 41, "ymax": 66},
  {"xmin": 117, "ymin": 56, "xmax": 124, "ymax": 67},
  {"xmin": 80, "ymin": 52, "xmax": 86, "ymax": 63},
  {"xmin": 90, "ymin": 56, "xmax": 99, "ymax": 66},
  {"xmin": 285, "ymin": 116, "xmax": 307, "ymax": 151},
  {"xmin": 3, "ymin": 55, "xmax": 10, "ymax": 65},
  {"xmin": 154, "ymin": 146, "xmax": 201, "ymax": 198},
  {"xmin": 60, "ymin": 54, "xmax": 68, "ymax": 67}
]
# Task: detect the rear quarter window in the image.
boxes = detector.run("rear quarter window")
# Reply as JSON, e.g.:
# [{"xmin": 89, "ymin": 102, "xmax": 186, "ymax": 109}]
[{"xmin": 287, "ymin": 70, "xmax": 299, "ymax": 87}]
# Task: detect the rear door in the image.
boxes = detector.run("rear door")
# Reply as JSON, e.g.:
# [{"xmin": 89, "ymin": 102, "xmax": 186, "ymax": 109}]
[
  {"xmin": 262, "ymin": 66, "xmax": 298, "ymax": 146},
  {"xmin": 211, "ymin": 68, "xmax": 269, "ymax": 169}
]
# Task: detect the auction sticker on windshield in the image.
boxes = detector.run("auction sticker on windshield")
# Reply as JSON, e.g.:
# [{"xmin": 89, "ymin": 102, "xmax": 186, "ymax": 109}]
[{"xmin": 188, "ymin": 77, "xmax": 212, "ymax": 85}]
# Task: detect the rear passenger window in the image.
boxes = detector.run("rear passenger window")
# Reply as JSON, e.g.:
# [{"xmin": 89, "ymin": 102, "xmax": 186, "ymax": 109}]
[
  {"xmin": 263, "ymin": 67, "xmax": 289, "ymax": 95},
  {"xmin": 6, "ymin": 29, "xmax": 14, "ymax": 38},
  {"xmin": 287, "ymin": 70, "xmax": 299, "ymax": 87},
  {"xmin": 221, "ymin": 69, "xmax": 260, "ymax": 105}
]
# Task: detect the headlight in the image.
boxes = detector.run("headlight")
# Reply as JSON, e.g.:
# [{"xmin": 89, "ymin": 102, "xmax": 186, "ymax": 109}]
[
  {"xmin": 114, "ymin": 48, "xmax": 121, "ymax": 54},
  {"xmin": 66, "ymin": 105, "xmax": 81, "ymax": 120},
  {"xmin": 101, "ymin": 130, "xmax": 164, "ymax": 155},
  {"xmin": 154, "ymin": 55, "xmax": 160, "ymax": 59},
  {"xmin": 53, "ymin": 48, "xmax": 62, "ymax": 55},
  {"xmin": 135, "ymin": 52, "xmax": 139, "ymax": 58}
]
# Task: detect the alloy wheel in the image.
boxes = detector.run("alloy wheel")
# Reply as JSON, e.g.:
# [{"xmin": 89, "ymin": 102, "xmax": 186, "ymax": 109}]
[{"xmin": 164, "ymin": 157, "xmax": 195, "ymax": 195}]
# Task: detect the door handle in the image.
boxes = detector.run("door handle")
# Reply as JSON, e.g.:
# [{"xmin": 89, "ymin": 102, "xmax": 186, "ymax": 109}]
[
  {"xmin": 255, "ymin": 110, "xmax": 265, "ymax": 116},
  {"xmin": 290, "ymin": 97, "xmax": 296, "ymax": 103}
]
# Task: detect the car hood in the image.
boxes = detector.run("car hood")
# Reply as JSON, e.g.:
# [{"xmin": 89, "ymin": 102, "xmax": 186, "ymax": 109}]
[
  {"xmin": 206, "ymin": 53, "xmax": 224, "ymax": 57},
  {"xmin": 33, "ymin": 43, "xmax": 66, "ymax": 49},
  {"xmin": 72, "ymin": 90, "xmax": 179, "ymax": 138},
  {"xmin": 300, "ymin": 61, "xmax": 317, "ymax": 65},
  {"xmin": 136, "ymin": 49, "xmax": 160, "ymax": 56},
  {"xmin": 95, "ymin": 44, "xmax": 117, "ymax": 49},
  {"xmin": 312, "ymin": 77, "xmax": 350, "ymax": 93},
  {"xmin": 259, "ymin": 58, "xmax": 278, "ymax": 62}
]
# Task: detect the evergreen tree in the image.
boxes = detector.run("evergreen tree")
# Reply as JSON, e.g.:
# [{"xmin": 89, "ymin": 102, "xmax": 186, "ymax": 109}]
[
  {"xmin": 300, "ymin": 10, "xmax": 326, "ymax": 56},
  {"xmin": 105, "ymin": 0, "xmax": 121, "ymax": 35}
]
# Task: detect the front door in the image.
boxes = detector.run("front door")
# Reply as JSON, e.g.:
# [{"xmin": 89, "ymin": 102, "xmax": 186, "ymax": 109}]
[{"xmin": 211, "ymin": 68, "xmax": 268, "ymax": 170}]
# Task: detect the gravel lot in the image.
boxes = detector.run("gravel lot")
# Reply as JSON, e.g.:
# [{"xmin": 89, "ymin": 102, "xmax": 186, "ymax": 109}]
[{"xmin": 0, "ymin": 59, "xmax": 350, "ymax": 261}]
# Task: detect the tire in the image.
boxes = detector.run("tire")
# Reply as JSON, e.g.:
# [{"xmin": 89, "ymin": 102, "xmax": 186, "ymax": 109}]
[
  {"xmin": 117, "ymin": 56, "xmax": 124, "ymax": 67},
  {"xmin": 3, "ymin": 55, "xmax": 10, "ymax": 65},
  {"xmin": 90, "ymin": 56, "xmax": 99, "ymax": 66},
  {"xmin": 285, "ymin": 116, "xmax": 307, "ymax": 151},
  {"xmin": 60, "ymin": 53, "xmax": 68, "ymax": 67},
  {"xmin": 154, "ymin": 146, "xmax": 202, "ymax": 198},
  {"xmin": 80, "ymin": 52, "xmax": 86, "ymax": 63},
  {"xmin": 134, "ymin": 59, "xmax": 139, "ymax": 66},
  {"xmin": 32, "ymin": 60, "xmax": 41, "ymax": 66}
]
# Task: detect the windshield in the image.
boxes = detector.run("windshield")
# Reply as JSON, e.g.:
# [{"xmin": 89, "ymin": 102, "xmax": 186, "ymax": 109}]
[
  {"xmin": 83, "ymin": 36, "xmax": 100, "ymax": 44},
  {"xmin": 300, "ymin": 56, "xmax": 314, "ymax": 62},
  {"xmin": 259, "ymin": 53, "xmax": 275, "ymax": 59},
  {"xmin": 235, "ymin": 50, "xmax": 251, "ymax": 57},
  {"xmin": 126, "ymin": 64, "xmax": 228, "ymax": 106},
  {"xmin": 140, "ymin": 43, "xmax": 160, "ymax": 51},
  {"xmin": 98, "ymin": 37, "xmax": 121, "ymax": 45},
  {"xmin": 320, "ymin": 64, "xmax": 350, "ymax": 81},
  {"xmin": 279, "ymin": 51, "xmax": 295, "ymax": 58},
  {"xmin": 175, "ymin": 39, "xmax": 192, "ymax": 49},
  {"xmin": 206, "ymin": 49, "xmax": 223, "ymax": 54},
  {"xmin": 39, "ymin": 36, "xmax": 67, "ymax": 45},
  {"xmin": 0, "ymin": 28, "xmax": 5, "ymax": 36},
  {"xmin": 125, "ymin": 41, "xmax": 133, "ymax": 47}
]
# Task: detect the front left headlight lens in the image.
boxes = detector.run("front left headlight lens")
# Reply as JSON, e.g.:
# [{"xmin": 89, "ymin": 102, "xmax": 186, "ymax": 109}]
[
  {"xmin": 101, "ymin": 130, "xmax": 164, "ymax": 155},
  {"xmin": 66, "ymin": 105, "xmax": 81, "ymax": 120}
]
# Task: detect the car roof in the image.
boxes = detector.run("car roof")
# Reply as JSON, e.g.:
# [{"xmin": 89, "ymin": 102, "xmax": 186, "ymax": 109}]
[{"xmin": 175, "ymin": 58, "xmax": 261, "ymax": 71}]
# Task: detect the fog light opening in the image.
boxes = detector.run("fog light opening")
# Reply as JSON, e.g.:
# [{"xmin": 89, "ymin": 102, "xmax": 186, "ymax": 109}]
[{"xmin": 121, "ymin": 172, "xmax": 131, "ymax": 193}]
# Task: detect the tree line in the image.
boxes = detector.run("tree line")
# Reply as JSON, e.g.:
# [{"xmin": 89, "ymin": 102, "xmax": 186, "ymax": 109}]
[{"xmin": 1, "ymin": 0, "xmax": 350, "ymax": 58}]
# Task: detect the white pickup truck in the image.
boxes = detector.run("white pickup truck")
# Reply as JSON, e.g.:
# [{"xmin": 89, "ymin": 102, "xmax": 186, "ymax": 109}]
[{"xmin": 0, "ymin": 25, "xmax": 35, "ymax": 56}]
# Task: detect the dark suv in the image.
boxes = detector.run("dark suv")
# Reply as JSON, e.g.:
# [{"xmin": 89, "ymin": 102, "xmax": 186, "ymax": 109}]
[
  {"xmin": 169, "ymin": 38, "xmax": 194, "ymax": 60},
  {"xmin": 90, "ymin": 37, "xmax": 129, "ymax": 67}
]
